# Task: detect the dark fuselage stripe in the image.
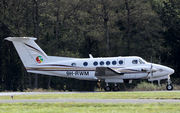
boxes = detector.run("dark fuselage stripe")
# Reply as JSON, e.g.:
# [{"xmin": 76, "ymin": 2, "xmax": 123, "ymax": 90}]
[
  {"xmin": 24, "ymin": 43, "xmax": 47, "ymax": 58},
  {"xmin": 27, "ymin": 69, "xmax": 95, "ymax": 71}
]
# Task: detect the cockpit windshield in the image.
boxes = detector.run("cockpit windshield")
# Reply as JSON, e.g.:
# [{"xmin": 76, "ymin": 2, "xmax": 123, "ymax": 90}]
[{"xmin": 139, "ymin": 58, "xmax": 147, "ymax": 64}]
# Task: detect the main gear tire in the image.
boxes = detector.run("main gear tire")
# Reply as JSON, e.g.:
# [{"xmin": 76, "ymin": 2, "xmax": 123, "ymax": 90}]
[
  {"xmin": 105, "ymin": 86, "xmax": 111, "ymax": 91},
  {"xmin": 113, "ymin": 86, "xmax": 119, "ymax": 91}
]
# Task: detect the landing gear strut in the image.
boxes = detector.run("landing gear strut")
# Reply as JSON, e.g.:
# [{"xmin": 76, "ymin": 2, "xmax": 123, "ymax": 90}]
[
  {"xmin": 104, "ymin": 83, "xmax": 120, "ymax": 91},
  {"xmin": 166, "ymin": 77, "xmax": 173, "ymax": 91},
  {"xmin": 113, "ymin": 83, "xmax": 119, "ymax": 91},
  {"xmin": 104, "ymin": 83, "xmax": 111, "ymax": 91}
]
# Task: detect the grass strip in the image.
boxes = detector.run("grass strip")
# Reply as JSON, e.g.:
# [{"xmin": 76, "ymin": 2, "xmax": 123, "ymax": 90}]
[
  {"xmin": 1, "ymin": 92, "xmax": 180, "ymax": 100},
  {"xmin": 0, "ymin": 102, "xmax": 180, "ymax": 113}
]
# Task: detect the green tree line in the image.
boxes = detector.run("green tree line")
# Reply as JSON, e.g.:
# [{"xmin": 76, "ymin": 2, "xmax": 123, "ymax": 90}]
[{"xmin": 0, "ymin": 0, "xmax": 179, "ymax": 91}]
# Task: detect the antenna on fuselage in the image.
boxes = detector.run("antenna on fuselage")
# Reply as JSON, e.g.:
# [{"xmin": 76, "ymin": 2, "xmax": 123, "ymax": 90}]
[
  {"xmin": 151, "ymin": 55, "xmax": 153, "ymax": 63},
  {"xmin": 159, "ymin": 56, "xmax": 161, "ymax": 64},
  {"xmin": 89, "ymin": 54, "xmax": 93, "ymax": 58}
]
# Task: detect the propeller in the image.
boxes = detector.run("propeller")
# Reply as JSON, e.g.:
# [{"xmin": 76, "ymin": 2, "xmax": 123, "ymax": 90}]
[
  {"xmin": 147, "ymin": 63, "xmax": 157, "ymax": 78},
  {"xmin": 141, "ymin": 64, "xmax": 157, "ymax": 78},
  {"xmin": 147, "ymin": 56, "xmax": 157, "ymax": 78}
]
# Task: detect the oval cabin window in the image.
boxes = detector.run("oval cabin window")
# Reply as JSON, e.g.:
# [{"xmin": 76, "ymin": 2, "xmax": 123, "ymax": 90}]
[
  {"xmin": 100, "ymin": 61, "xmax": 104, "ymax": 66},
  {"xmin": 83, "ymin": 62, "xmax": 88, "ymax": 66},
  {"xmin": 119, "ymin": 60, "xmax": 123, "ymax": 65},
  {"xmin": 106, "ymin": 61, "xmax": 110, "ymax": 65},
  {"xmin": 93, "ymin": 61, "xmax": 98, "ymax": 66},
  {"xmin": 112, "ymin": 61, "xmax": 117, "ymax": 65}
]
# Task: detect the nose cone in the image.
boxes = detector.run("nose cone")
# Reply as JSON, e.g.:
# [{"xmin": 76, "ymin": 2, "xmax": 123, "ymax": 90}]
[
  {"xmin": 161, "ymin": 66, "xmax": 175, "ymax": 76},
  {"xmin": 168, "ymin": 68, "xmax": 174, "ymax": 75},
  {"xmin": 152, "ymin": 64, "xmax": 175, "ymax": 77},
  {"xmin": 161, "ymin": 66, "xmax": 175, "ymax": 75}
]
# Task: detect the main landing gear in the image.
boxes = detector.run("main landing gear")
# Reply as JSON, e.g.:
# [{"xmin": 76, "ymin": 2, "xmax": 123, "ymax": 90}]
[
  {"xmin": 104, "ymin": 83, "xmax": 119, "ymax": 91},
  {"xmin": 166, "ymin": 79, "xmax": 173, "ymax": 91}
]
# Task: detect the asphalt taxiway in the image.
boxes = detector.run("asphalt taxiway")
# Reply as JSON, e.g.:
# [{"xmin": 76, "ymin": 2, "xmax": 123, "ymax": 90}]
[{"xmin": 0, "ymin": 92, "xmax": 180, "ymax": 103}]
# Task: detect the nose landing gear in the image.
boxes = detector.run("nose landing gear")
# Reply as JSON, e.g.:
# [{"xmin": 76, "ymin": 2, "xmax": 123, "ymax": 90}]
[{"xmin": 166, "ymin": 78, "xmax": 173, "ymax": 90}]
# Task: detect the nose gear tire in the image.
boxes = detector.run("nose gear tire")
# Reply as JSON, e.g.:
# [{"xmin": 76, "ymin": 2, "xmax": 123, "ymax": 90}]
[{"xmin": 166, "ymin": 84, "xmax": 173, "ymax": 90}]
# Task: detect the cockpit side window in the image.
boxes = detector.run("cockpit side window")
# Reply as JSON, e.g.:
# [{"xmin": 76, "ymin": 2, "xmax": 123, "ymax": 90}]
[
  {"xmin": 132, "ymin": 60, "xmax": 138, "ymax": 64},
  {"xmin": 139, "ymin": 59, "xmax": 144, "ymax": 64},
  {"xmin": 139, "ymin": 59, "xmax": 146, "ymax": 64}
]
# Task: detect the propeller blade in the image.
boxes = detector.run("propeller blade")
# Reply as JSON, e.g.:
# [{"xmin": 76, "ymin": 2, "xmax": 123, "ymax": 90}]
[
  {"xmin": 151, "ymin": 63, "xmax": 153, "ymax": 77},
  {"xmin": 151, "ymin": 63, "xmax": 153, "ymax": 69},
  {"xmin": 151, "ymin": 71, "xmax": 153, "ymax": 77},
  {"xmin": 147, "ymin": 72, "xmax": 150, "ymax": 78},
  {"xmin": 147, "ymin": 64, "xmax": 154, "ymax": 78}
]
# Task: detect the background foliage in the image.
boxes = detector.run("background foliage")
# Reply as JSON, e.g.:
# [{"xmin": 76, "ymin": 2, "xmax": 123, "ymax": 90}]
[{"xmin": 0, "ymin": 0, "xmax": 179, "ymax": 91}]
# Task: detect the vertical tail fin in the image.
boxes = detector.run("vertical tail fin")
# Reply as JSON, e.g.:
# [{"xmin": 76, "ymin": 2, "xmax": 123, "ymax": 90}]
[{"xmin": 5, "ymin": 37, "xmax": 48, "ymax": 67}]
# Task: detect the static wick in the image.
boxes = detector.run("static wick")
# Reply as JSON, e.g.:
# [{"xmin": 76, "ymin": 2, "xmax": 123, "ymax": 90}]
[{"xmin": 11, "ymin": 95, "xmax": 13, "ymax": 99}]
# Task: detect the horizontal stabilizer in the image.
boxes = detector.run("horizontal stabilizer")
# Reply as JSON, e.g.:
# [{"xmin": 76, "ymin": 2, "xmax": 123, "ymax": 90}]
[{"xmin": 95, "ymin": 67, "xmax": 124, "ymax": 77}]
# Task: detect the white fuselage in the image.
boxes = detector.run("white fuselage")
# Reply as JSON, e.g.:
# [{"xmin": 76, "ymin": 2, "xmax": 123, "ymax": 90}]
[
  {"xmin": 26, "ymin": 56, "xmax": 174, "ymax": 81},
  {"xmin": 5, "ymin": 37, "xmax": 174, "ymax": 84}
]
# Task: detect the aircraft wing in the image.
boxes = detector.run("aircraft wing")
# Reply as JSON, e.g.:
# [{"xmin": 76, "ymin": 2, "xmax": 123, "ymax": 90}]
[{"xmin": 95, "ymin": 67, "xmax": 124, "ymax": 77}]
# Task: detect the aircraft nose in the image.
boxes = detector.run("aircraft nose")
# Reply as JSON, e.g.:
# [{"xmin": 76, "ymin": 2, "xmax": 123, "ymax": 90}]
[
  {"xmin": 168, "ymin": 68, "xmax": 174, "ymax": 75},
  {"xmin": 163, "ymin": 66, "xmax": 174, "ymax": 75},
  {"xmin": 153, "ymin": 64, "xmax": 174, "ymax": 77}
]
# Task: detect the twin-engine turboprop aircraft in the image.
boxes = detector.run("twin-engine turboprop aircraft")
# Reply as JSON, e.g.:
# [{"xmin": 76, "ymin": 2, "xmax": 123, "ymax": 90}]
[{"xmin": 5, "ymin": 37, "xmax": 175, "ymax": 91}]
